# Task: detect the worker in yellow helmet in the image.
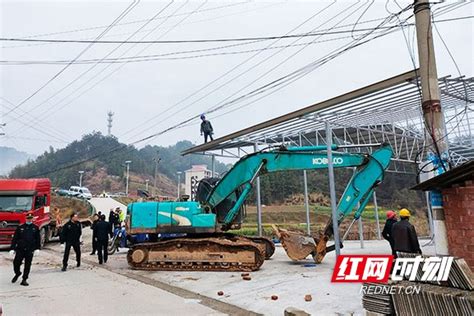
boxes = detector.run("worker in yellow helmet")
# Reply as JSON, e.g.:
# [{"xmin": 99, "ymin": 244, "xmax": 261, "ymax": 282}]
[{"xmin": 391, "ymin": 208, "xmax": 421, "ymax": 256}]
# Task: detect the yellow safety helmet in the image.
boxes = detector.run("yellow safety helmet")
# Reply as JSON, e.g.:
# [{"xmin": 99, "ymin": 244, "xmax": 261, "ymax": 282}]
[{"xmin": 399, "ymin": 208, "xmax": 411, "ymax": 217}]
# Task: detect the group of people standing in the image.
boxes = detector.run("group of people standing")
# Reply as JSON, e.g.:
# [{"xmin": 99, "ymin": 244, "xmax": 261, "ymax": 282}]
[
  {"xmin": 90, "ymin": 212, "xmax": 113, "ymax": 264},
  {"xmin": 10, "ymin": 207, "xmax": 126, "ymax": 286},
  {"xmin": 90, "ymin": 207, "xmax": 126, "ymax": 262},
  {"xmin": 382, "ymin": 208, "xmax": 422, "ymax": 257}
]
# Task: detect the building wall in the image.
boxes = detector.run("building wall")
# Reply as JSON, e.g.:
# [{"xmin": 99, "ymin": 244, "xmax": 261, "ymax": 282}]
[
  {"xmin": 184, "ymin": 166, "xmax": 211, "ymax": 200},
  {"xmin": 442, "ymin": 180, "xmax": 474, "ymax": 269}
]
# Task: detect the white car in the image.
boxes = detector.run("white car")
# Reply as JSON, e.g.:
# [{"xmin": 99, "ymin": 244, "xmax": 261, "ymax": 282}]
[{"xmin": 69, "ymin": 186, "xmax": 92, "ymax": 200}]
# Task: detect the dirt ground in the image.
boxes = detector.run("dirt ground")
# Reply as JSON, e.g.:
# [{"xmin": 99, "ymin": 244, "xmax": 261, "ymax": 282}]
[{"xmin": 236, "ymin": 204, "xmax": 430, "ymax": 238}]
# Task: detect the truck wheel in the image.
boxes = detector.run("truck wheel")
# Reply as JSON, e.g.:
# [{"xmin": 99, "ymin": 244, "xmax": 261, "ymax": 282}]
[
  {"xmin": 108, "ymin": 235, "xmax": 118, "ymax": 255},
  {"xmin": 39, "ymin": 227, "xmax": 46, "ymax": 249}
]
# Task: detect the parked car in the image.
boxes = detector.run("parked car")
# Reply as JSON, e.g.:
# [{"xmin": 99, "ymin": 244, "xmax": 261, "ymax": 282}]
[
  {"xmin": 69, "ymin": 186, "xmax": 92, "ymax": 200},
  {"xmin": 56, "ymin": 188, "xmax": 72, "ymax": 196}
]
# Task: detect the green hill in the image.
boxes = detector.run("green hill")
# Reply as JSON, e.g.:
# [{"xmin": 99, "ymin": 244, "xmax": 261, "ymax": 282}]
[{"xmin": 8, "ymin": 132, "xmax": 228, "ymax": 195}]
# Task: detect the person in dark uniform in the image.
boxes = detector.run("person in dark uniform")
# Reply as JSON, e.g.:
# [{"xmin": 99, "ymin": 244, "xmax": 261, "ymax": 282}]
[
  {"xmin": 9, "ymin": 212, "xmax": 40, "ymax": 286},
  {"xmin": 93, "ymin": 214, "xmax": 112, "ymax": 264},
  {"xmin": 382, "ymin": 210, "xmax": 397, "ymax": 257},
  {"xmin": 90, "ymin": 213, "xmax": 99, "ymax": 255},
  {"xmin": 60, "ymin": 213, "xmax": 82, "ymax": 271},
  {"xmin": 108, "ymin": 208, "xmax": 119, "ymax": 232},
  {"xmin": 200, "ymin": 114, "xmax": 214, "ymax": 143},
  {"xmin": 391, "ymin": 208, "xmax": 422, "ymax": 255}
]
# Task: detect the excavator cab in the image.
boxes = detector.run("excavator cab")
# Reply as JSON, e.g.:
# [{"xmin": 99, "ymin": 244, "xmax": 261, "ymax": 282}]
[{"xmin": 196, "ymin": 177, "xmax": 244, "ymax": 230}]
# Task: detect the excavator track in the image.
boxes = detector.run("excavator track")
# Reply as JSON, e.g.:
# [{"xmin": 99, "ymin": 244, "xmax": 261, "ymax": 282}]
[
  {"xmin": 243, "ymin": 236, "xmax": 275, "ymax": 260},
  {"xmin": 127, "ymin": 236, "xmax": 265, "ymax": 272}
]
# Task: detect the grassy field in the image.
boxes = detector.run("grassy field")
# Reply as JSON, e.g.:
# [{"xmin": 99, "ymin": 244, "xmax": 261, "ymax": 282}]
[{"xmin": 230, "ymin": 204, "xmax": 430, "ymax": 238}]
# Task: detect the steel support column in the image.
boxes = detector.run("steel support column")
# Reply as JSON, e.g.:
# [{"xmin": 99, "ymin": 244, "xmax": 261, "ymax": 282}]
[
  {"xmin": 303, "ymin": 170, "xmax": 311, "ymax": 235},
  {"xmin": 358, "ymin": 215, "xmax": 365, "ymax": 249},
  {"xmin": 373, "ymin": 191, "xmax": 381, "ymax": 240},
  {"xmin": 299, "ymin": 133, "xmax": 311, "ymax": 235},
  {"xmin": 211, "ymin": 155, "xmax": 216, "ymax": 177},
  {"xmin": 254, "ymin": 143, "xmax": 263, "ymax": 237},
  {"xmin": 326, "ymin": 122, "xmax": 341, "ymax": 257}
]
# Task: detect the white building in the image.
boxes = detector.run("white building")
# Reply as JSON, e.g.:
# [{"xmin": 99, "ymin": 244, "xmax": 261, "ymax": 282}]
[{"xmin": 184, "ymin": 165, "xmax": 213, "ymax": 200}]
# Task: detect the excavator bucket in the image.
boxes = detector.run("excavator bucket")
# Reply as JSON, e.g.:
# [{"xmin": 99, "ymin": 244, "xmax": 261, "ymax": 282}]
[
  {"xmin": 271, "ymin": 225, "xmax": 316, "ymax": 261},
  {"xmin": 314, "ymin": 234, "xmax": 329, "ymax": 263}
]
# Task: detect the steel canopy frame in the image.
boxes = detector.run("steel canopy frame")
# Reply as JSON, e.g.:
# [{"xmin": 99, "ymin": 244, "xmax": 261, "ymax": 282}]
[
  {"xmin": 181, "ymin": 70, "xmax": 473, "ymax": 243},
  {"xmin": 182, "ymin": 70, "xmax": 473, "ymax": 166}
]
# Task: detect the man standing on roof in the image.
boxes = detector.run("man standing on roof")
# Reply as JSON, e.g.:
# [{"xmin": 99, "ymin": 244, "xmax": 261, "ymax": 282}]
[
  {"xmin": 200, "ymin": 114, "xmax": 214, "ymax": 143},
  {"xmin": 382, "ymin": 210, "xmax": 397, "ymax": 257},
  {"xmin": 9, "ymin": 212, "xmax": 40, "ymax": 286},
  {"xmin": 391, "ymin": 208, "xmax": 422, "ymax": 255}
]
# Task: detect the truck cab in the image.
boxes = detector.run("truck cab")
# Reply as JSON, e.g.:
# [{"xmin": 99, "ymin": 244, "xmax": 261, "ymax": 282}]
[{"xmin": 0, "ymin": 178, "xmax": 51, "ymax": 249}]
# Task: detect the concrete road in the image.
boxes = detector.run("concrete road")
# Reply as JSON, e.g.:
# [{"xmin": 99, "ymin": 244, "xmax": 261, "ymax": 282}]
[
  {"xmin": 0, "ymin": 250, "xmax": 225, "ymax": 316},
  {"xmin": 89, "ymin": 197, "xmax": 127, "ymax": 215},
  {"xmin": 101, "ymin": 239, "xmax": 435, "ymax": 315},
  {"xmin": 0, "ymin": 216, "xmax": 435, "ymax": 316}
]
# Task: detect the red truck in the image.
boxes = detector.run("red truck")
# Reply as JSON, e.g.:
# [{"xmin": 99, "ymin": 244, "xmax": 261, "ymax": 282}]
[{"xmin": 0, "ymin": 178, "xmax": 60, "ymax": 249}]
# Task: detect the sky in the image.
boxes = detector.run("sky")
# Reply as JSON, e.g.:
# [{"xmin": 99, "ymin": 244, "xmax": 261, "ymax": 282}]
[{"xmin": 0, "ymin": 0, "xmax": 473, "ymax": 156}]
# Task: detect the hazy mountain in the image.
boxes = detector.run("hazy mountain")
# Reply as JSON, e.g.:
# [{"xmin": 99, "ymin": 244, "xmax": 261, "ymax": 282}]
[{"xmin": 0, "ymin": 146, "xmax": 35, "ymax": 176}]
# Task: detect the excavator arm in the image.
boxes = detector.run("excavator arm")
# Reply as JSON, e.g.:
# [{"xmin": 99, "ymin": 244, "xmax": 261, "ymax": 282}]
[{"xmin": 203, "ymin": 143, "xmax": 393, "ymax": 262}]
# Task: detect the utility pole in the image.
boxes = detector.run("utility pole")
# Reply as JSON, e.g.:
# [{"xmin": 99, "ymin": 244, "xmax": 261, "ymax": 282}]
[
  {"xmin": 78, "ymin": 171, "xmax": 84, "ymax": 187},
  {"xmin": 107, "ymin": 111, "xmax": 114, "ymax": 136},
  {"xmin": 145, "ymin": 179, "xmax": 149, "ymax": 191},
  {"xmin": 153, "ymin": 153, "xmax": 161, "ymax": 197},
  {"xmin": 125, "ymin": 160, "xmax": 131, "ymax": 196},
  {"xmin": 414, "ymin": 0, "xmax": 449, "ymax": 255},
  {"xmin": 177, "ymin": 171, "xmax": 182, "ymax": 200}
]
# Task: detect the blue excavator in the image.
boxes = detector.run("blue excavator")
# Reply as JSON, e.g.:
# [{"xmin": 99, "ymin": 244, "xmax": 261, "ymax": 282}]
[{"xmin": 125, "ymin": 143, "xmax": 393, "ymax": 271}]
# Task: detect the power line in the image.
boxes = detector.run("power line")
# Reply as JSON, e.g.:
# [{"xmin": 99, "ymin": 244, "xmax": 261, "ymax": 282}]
[
  {"xmin": 2, "ymin": 14, "xmax": 472, "ymax": 45},
  {"xmin": 11, "ymin": 1, "xmax": 173, "ymax": 123},
  {"xmin": 12, "ymin": 15, "xmax": 406, "ymax": 178},
  {"xmin": 6, "ymin": 1, "xmax": 176, "ymax": 137},
  {"xmin": 5, "ymin": 2, "xmax": 250, "ymax": 41},
  {"xmin": 123, "ymin": 1, "xmax": 408, "ymax": 142},
  {"xmin": 0, "ymin": 96, "xmax": 74, "ymax": 140},
  {"xmin": 18, "ymin": 2, "xmax": 344, "ymax": 176},
  {"xmin": 0, "ymin": 36, "xmax": 355, "ymax": 65},
  {"xmin": 4, "ymin": 0, "xmax": 140, "ymax": 116},
  {"xmin": 2, "ymin": 16, "xmax": 472, "ymax": 66},
  {"xmin": 0, "ymin": 102, "xmax": 71, "ymax": 143},
  {"xmin": 201, "ymin": 10, "xmax": 415, "ymax": 124},
  {"xmin": 9, "ymin": 2, "xmax": 470, "ymax": 177},
  {"xmin": 36, "ymin": 1, "xmax": 199, "ymax": 120},
  {"xmin": 1, "ymin": 2, "xmax": 279, "ymax": 50},
  {"xmin": 0, "ymin": 24, "xmax": 436, "ymax": 44},
  {"xmin": 4, "ymin": 135, "xmax": 68, "ymax": 144},
  {"xmin": 8, "ymin": 1, "xmax": 205, "ymax": 140},
  {"xmin": 119, "ymin": 1, "xmax": 342, "ymax": 141}
]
